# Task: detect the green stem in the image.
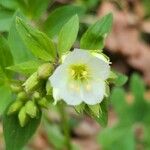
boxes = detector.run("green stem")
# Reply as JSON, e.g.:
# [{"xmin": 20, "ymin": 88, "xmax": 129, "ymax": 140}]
[{"xmin": 58, "ymin": 103, "xmax": 72, "ymax": 150}]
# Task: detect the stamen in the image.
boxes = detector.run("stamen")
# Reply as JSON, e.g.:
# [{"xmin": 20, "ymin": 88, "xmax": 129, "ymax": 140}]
[{"xmin": 69, "ymin": 64, "xmax": 90, "ymax": 82}]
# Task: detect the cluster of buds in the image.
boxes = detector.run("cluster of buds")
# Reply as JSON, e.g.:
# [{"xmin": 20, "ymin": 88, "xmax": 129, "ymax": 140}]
[{"xmin": 8, "ymin": 63, "xmax": 53, "ymax": 127}]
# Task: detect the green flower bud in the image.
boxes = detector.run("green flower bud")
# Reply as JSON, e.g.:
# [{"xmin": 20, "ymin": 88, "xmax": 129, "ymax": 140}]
[
  {"xmin": 23, "ymin": 72, "xmax": 39, "ymax": 92},
  {"xmin": 17, "ymin": 91, "xmax": 27, "ymax": 101},
  {"xmin": 18, "ymin": 107, "xmax": 29, "ymax": 127},
  {"xmin": 38, "ymin": 97, "xmax": 50, "ymax": 108},
  {"xmin": 7, "ymin": 100, "xmax": 23, "ymax": 115},
  {"xmin": 46, "ymin": 80, "xmax": 52, "ymax": 95},
  {"xmin": 10, "ymin": 84, "xmax": 22, "ymax": 93},
  {"xmin": 37, "ymin": 63, "xmax": 53, "ymax": 79},
  {"xmin": 25, "ymin": 101, "xmax": 37, "ymax": 118},
  {"xmin": 32, "ymin": 91, "xmax": 40, "ymax": 100}
]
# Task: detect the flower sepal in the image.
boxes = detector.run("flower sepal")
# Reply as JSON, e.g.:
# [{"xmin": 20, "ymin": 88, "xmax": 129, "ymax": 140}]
[
  {"xmin": 37, "ymin": 63, "xmax": 53, "ymax": 80},
  {"xmin": 74, "ymin": 103, "xmax": 85, "ymax": 114},
  {"xmin": 88, "ymin": 104, "xmax": 102, "ymax": 118}
]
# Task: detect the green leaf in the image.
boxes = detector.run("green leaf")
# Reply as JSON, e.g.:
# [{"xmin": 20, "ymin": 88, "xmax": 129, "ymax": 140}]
[
  {"xmin": 16, "ymin": 17, "xmax": 56, "ymax": 61},
  {"xmin": 80, "ymin": 13, "xmax": 113, "ymax": 50},
  {"xmin": 85, "ymin": 99, "xmax": 109, "ymax": 127},
  {"xmin": 0, "ymin": 6, "xmax": 14, "ymax": 31},
  {"xmin": 7, "ymin": 60, "xmax": 42, "ymax": 75},
  {"xmin": 130, "ymin": 73, "xmax": 145, "ymax": 100},
  {"xmin": 142, "ymin": 0, "xmax": 150, "ymax": 17},
  {"xmin": 58, "ymin": 15, "xmax": 79, "ymax": 54},
  {"xmin": 44, "ymin": 122, "xmax": 65, "ymax": 149},
  {"xmin": 0, "ymin": 0, "xmax": 18, "ymax": 10},
  {"xmin": 0, "ymin": 35, "xmax": 13, "ymax": 77},
  {"xmin": 111, "ymin": 87, "xmax": 127, "ymax": 113},
  {"xmin": 44, "ymin": 5, "xmax": 85, "ymax": 38},
  {"xmin": 0, "ymin": 66, "xmax": 7, "ymax": 85},
  {"xmin": 27, "ymin": 0, "xmax": 51, "ymax": 19},
  {"xmin": 98, "ymin": 126, "xmax": 135, "ymax": 150},
  {"xmin": 96, "ymin": 99, "xmax": 109, "ymax": 127},
  {"xmin": 108, "ymin": 71, "xmax": 117, "ymax": 81},
  {"xmin": 79, "ymin": 0, "xmax": 99, "ymax": 9},
  {"xmin": 8, "ymin": 11, "xmax": 34, "ymax": 64},
  {"xmin": 114, "ymin": 73, "xmax": 128, "ymax": 86},
  {"xmin": 0, "ymin": 86, "xmax": 12, "ymax": 115},
  {"xmin": 3, "ymin": 111, "xmax": 42, "ymax": 150},
  {"xmin": 110, "ymin": 87, "xmax": 131, "ymax": 124}
]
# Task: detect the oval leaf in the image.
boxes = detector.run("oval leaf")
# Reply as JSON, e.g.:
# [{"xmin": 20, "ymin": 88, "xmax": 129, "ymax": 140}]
[
  {"xmin": 8, "ymin": 11, "xmax": 34, "ymax": 64},
  {"xmin": 44, "ymin": 5, "xmax": 85, "ymax": 38},
  {"xmin": 16, "ymin": 17, "xmax": 56, "ymax": 61},
  {"xmin": 58, "ymin": 15, "xmax": 79, "ymax": 54},
  {"xmin": 7, "ymin": 60, "xmax": 42, "ymax": 75},
  {"xmin": 0, "ymin": 35, "xmax": 13, "ymax": 77},
  {"xmin": 3, "ymin": 112, "xmax": 42, "ymax": 150},
  {"xmin": 80, "ymin": 13, "xmax": 113, "ymax": 50}
]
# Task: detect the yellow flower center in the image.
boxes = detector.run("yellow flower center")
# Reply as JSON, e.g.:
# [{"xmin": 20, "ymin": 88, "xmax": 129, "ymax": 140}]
[{"xmin": 69, "ymin": 64, "xmax": 90, "ymax": 81}]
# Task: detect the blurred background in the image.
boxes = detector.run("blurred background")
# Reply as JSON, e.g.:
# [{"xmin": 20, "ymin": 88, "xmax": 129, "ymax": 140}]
[{"xmin": 0, "ymin": 0, "xmax": 150, "ymax": 149}]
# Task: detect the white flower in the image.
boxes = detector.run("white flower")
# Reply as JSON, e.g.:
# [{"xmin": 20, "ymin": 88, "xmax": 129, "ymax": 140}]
[{"xmin": 49, "ymin": 49, "xmax": 110, "ymax": 106}]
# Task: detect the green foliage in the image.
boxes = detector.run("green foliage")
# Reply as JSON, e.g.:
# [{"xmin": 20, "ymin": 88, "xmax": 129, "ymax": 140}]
[
  {"xmin": 7, "ymin": 60, "xmax": 42, "ymax": 75},
  {"xmin": 98, "ymin": 73, "xmax": 150, "ymax": 149},
  {"xmin": 0, "ymin": 35, "xmax": 13, "ymax": 76},
  {"xmin": 44, "ymin": 5, "xmax": 85, "ymax": 38},
  {"xmin": 142, "ymin": 0, "xmax": 150, "ymax": 18},
  {"xmin": 96, "ymin": 99, "xmax": 109, "ymax": 127},
  {"xmin": 24, "ymin": 0, "xmax": 51, "ymax": 19},
  {"xmin": 77, "ymin": 0, "xmax": 100, "ymax": 10},
  {"xmin": 0, "ymin": 5, "xmax": 115, "ymax": 149},
  {"xmin": 76, "ymin": 98, "xmax": 109, "ymax": 127},
  {"xmin": 58, "ymin": 15, "xmax": 79, "ymax": 55},
  {"xmin": 0, "ymin": 86, "xmax": 12, "ymax": 115},
  {"xmin": 0, "ymin": 0, "xmax": 18, "ymax": 10},
  {"xmin": 0, "ymin": 0, "xmax": 52, "ymax": 20},
  {"xmin": 98, "ymin": 125, "xmax": 135, "ymax": 150},
  {"xmin": 8, "ymin": 11, "xmax": 34, "ymax": 64},
  {"xmin": 0, "ymin": 32, "xmax": 14, "ymax": 116},
  {"xmin": 114, "ymin": 73, "xmax": 128, "ymax": 87},
  {"xmin": 80, "ymin": 13, "xmax": 113, "ymax": 50},
  {"xmin": 0, "ymin": 6, "xmax": 14, "ymax": 31},
  {"xmin": 44, "ymin": 122, "xmax": 66, "ymax": 150},
  {"xmin": 3, "ymin": 111, "xmax": 41, "ymax": 150},
  {"xmin": 16, "ymin": 17, "xmax": 56, "ymax": 61}
]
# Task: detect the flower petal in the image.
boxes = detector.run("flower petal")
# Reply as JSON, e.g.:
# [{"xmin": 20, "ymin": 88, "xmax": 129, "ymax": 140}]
[
  {"xmin": 58, "ymin": 81, "xmax": 83, "ymax": 105},
  {"xmin": 64, "ymin": 48, "xmax": 92, "ymax": 65},
  {"xmin": 53, "ymin": 88, "xmax": 61, "ymax": 105},
  {"xmin": 81, "ymin": 80, "xmax": 105, "ymax": 105},
  {"xmin": 87, "ymin": 56, "xmax": 110, "ymax": 80},
  {"xmin": 49, "ymin": 64, "xmax": 68, "ymax": 88}
]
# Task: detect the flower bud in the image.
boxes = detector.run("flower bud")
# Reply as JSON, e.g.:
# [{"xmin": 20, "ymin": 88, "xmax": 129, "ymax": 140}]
[
  {"xmin": 7, "ymin": 101, "xmax": 23, "ymax": 115},
  {"xmin": 32, "ymin": 91, "xmax": 40, "ymax": 100},
  {"xmin": 10, "ymin": 84, "xmax": 22, "ymax": 93},
  {"xmin": 23, "ymin": 72, "xmax": 39, "ymax": 92},
  {"xmin": 25, "ymin": 101, "xmax": 37, "ymax": 118},
  {"xmin": 38, "ymin": 97, "xmax": 49, "ymax": 108},
  {"xmin": 37, "ymin": 63, "xmax": 53, "ymax": 79},
  {"xmin": 18, "ymin": 107, "xmax": 29, "ymax": 127},
  {"xmin": 46, "ymin": 81, "xmax": 52, "ymax": 95},
  {"xmin": 17, "ymin": 91, "xmax": 27, "ymax": 101}
]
